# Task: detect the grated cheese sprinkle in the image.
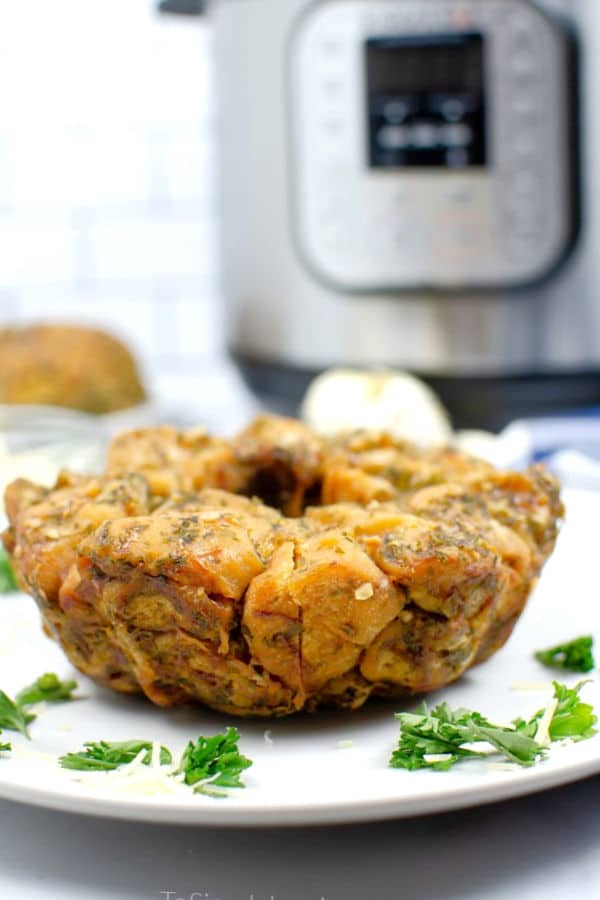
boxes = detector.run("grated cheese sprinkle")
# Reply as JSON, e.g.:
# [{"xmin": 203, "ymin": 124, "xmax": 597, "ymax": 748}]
[
  {"xmin": 534, "ymin": 697, "xmax": 559, "ymax": 748},
  {"xmin": 510, "ymin": 681, "xmax": 555, "ymax": 693},
  {"xmin": 64, "ymin": 747, "xmax": 192, "ymax": 798},
  {"xmin": 354, "ymin": 583, "xmax": 374, "ymax": 601},
  {"xmin": 151, "ymin": 741, "xmax": 162, "ymax": 769},
  {"xmin": 423, "ymin": 753, "xmax": 453, "ymax": 764}
]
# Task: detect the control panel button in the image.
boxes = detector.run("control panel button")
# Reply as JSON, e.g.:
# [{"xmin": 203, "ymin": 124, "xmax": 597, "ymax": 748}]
[
  {"xmin": 446, "ymin": 147, "xmax": 470, "ymax": 168},
  {"xmin": 440, "ymin": 96, "xmax": 470, "ymax": 122},
  {"xmin": 383, "ymin": 98, "xmax": 413, "ymax": 122},
  {"xmin": 291, "ymin": 0, "xmax": 572, "ymax": 290},
  {"xmin": 318, "ymin": 38, "xmax": 344, "ymax": 57},
  {"xmin": 511, "ymin": 93, "xmax": 536, "ymax": 115},
  {"xmin": 441, "ymin": 123, "xmax": 473, "ymax": 147},
  {"xmin": 511, "ymin": 170, "xmax": 540, "ymax": 196},
  {"xmin": 443, "ymin": 183, "xmax": 477, "ymax": 206},
  {"xmin": 511, "ymin": 53, "xmax": 536, "ymax": 75},
  {"xmin": 434, "ymin": 209, "xmax": 490, "ymax": 261}
]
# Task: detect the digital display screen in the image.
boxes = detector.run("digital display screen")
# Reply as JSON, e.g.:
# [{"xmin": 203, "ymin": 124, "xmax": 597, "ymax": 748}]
[{"xmin": 366, "ymin": 33, "xmax": 487, "ymax": 169}]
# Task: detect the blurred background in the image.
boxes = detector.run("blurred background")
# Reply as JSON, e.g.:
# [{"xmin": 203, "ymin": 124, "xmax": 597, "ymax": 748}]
[
  {"xmin": 0, "ymin": 0, "xmax": 219, "ymax": 372},
  {"xmin": 2, "ymin": 0, "xmax": 600, "ymax": 476}
]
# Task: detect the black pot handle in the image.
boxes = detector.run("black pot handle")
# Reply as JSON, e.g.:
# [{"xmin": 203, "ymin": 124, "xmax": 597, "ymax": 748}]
[{"xmin": 157, "ymin": 0, "xmax": 205, "ymax": 15}]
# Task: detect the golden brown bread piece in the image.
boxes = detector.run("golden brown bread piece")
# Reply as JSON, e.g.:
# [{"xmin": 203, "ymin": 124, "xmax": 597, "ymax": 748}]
[
  {"xmin": 107, "ymin": 427, "xmax": 243, "ymax": 500},
  {"xmin": 107, "ymin": 414, "xmax": 323, "ymax": 515},
  {"xmin": 0, "ymin": 324, "xmax": 146, "ymax": 413},
  {"xmin": 3, "ymin": 415, "xmax": 564, "ymax": 717},
  {"xmin": 5, "ymin": 471, "xmax": 151, "ymax": 693}
]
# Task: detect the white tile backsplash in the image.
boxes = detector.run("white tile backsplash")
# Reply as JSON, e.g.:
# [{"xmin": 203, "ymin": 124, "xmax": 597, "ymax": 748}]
[
  {"xmin": 0, "ymin": 0, "xmax": 221, "ymax": 368},
  {"xmin": 12, "ymin": 281, "xmax": 224, "ymax": 366},
  {"xmin": 160, "ymin": 138, "xmax": 217, "ymax": 209},
  {"xmin": 90, "ymin": 219, "xmax": 216, "ymax": 281},
  {"xmin": 65, "ymin": 136, "xmax": 154, "ymax": 214},
  {"xmin": 16, "ymin": 292, "xmax": 160, "ymax": 360},
  {"xmin": 0, "ymin": 2, "xmax": 213, "ymax": 135},
  {"xmin": 174, "ymin": 296, "xmax": 224, "ymax": 358},
  {"xmin": 0, "ymin": 221, "xmax": 77, "ymax": 287},
  {"xmin": 5, "ymin": 140, "xmax": 76, "ymax": 218}
]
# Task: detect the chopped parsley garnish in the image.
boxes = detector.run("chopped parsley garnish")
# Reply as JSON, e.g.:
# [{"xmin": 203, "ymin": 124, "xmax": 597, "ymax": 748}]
[
  {"xmin": 0, "ymin": 740, "xmax": 10, "ymax": 753},
  {"xmin": 391, "ymin": 703, "xmax": 542, "ymax": 771},
  {"xmin": 59, "ymin": 740, "xmax": 173, "ymax": 772},
  {"xmin": 16, "ymin": 673, "xmax": 78, "ymax": 707},
  {"xmin": 178, "ymin": 727, "xmax": 252, "ymax": 796},
  {"xmin": 535, "ymin": 636, "xmax": 595, "ymax": 674},
  {"xmin": 0, "ymin": 673, "xmax": 79, "ymax": 739},
  {"xmin": 59, "ymin": 729, "xmax": 253, "ymax": 798},
  {"xmin": 391, "ymin": 681, "xmax": 597, "ymax": 772},
  {"xmin": 0, "ymin": 690, "xmax": 34, "ymax": 738},
  {"xmin": 0, "ymin": 549, "xmax": 17, "ymax": 593},
  {"xmin": 548, "ymin": 680, "xmax": 597, "ymax": 742}
]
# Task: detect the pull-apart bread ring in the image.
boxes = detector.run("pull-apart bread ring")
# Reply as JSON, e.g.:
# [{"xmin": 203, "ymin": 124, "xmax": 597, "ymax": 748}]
[{"xmin": 3, "ymin": 416, "xmax": 563, "ymax": 717}]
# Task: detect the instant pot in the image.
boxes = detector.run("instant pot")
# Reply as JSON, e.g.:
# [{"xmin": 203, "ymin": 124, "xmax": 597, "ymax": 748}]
[{"xmin": 208, "ymin": 1, "xmax": 598, "ymax": 428}]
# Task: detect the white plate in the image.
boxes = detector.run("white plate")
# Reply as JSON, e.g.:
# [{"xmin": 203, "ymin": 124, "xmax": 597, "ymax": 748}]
[{"xmin": 1, "ymin": 487, "xmax": 599, "ymax": 827}]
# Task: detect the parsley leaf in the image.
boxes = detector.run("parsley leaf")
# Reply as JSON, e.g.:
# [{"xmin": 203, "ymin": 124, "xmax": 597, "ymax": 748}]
[
  {"xmin": 16, "ymin": 673, "xmax": 78, "ymax": 707},
  {"xmin": 535, "ymin": 636, "xmax": 595, "ymax": 673},
  {"xmin": 391, "ymin": 681, "xmax": 597, "ymax": 772},
  {"xmin": 0, "ymin": 549, "xmax": 17, "ymax": 593},
  {"xmin": 178, "ymin": 727, "xmax": 252, "ymax": 795},
  {"xmin": 548, "ymin": 680, "xmax": 597, "ymax": 741},
  {"xmin": 0, "ymin": 730, "xmax": 10, "ymax": 753},
  {"xmin": 0, "ymin": 673, "xmax": 79, "ymax": 739},
  {"xmin": 0, "ymin": 690, "xmax": 34, "ymax": 738},
  {"xmin": 59, "ymin": 740, "xmax": 173, "ymax": 772},
  {"xmin": 59, "ymin": 730, "xmax": 253, "ymax": 799},
  {"xmin": 391, "ymin": 702, "xmax": 543, "ymax": 771}
]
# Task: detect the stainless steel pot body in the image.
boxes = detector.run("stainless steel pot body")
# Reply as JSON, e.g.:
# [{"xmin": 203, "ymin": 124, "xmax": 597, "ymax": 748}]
[{"xmin": 214, "ymin": 0, "xmax": 600, "ymax": 403}]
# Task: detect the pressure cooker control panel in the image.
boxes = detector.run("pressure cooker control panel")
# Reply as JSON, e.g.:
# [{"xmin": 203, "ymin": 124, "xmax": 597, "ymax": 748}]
[{"xmin": 289, "ymin": 0, "xmax": 577, "ymax": 292}]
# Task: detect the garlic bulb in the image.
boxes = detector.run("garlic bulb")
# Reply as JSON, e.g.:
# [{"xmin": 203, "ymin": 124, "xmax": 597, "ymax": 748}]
[{"xmin": 301, "ymin": 369, "xmax": 453, "ymax": 447}]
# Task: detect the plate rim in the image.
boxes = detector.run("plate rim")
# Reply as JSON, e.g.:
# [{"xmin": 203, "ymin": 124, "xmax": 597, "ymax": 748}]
[{"xmin": 1, "ymin": 750, "xmax": 600, "ymax": 827}]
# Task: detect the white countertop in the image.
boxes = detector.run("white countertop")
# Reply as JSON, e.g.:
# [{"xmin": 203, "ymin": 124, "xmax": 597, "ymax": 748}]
[{"xmin": 1, "ymin": 777, "xmax": 600, "ymax": 900}]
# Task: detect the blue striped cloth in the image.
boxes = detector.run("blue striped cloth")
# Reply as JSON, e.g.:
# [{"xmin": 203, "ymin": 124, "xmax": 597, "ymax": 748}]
[{"xmin": 496, "ymin": 414, "xmax": 600, "ymax": 490}]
